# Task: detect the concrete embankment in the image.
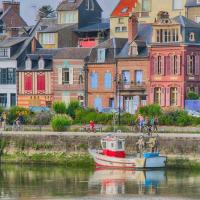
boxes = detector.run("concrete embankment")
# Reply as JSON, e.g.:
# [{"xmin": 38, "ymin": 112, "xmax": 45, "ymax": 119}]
[{"xmin": 1, "ymin": 131, "xmax": 200, "ymax": 168}]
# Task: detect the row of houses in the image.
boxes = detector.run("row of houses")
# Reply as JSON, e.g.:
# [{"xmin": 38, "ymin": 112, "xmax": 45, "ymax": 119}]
[{"xmin": 0, "ymin": 0, "xmax": 200, "ymax": 114}]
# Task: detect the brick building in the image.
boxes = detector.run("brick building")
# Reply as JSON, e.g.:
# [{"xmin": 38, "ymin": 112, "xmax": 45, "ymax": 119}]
[
  {"xmin": 149, "ymin": 12, "xmax": 200, "ymax": 108},
  {"xmin": 87, "ymin": 38, "xmax": 127, "ymax": 111},
  {"xmin": 50, "ymin": 47, "xmax": 91, "ymax": 106}
]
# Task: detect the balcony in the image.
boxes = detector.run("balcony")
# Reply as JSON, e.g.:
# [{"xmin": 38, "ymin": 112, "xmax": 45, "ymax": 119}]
[
  {"xmin": 78, "ymin": 37, "xmax": 104, "ymax": 48},
  {"xmin": 119, "ymin": 82, "xmax": 146, "ymax": 91}
]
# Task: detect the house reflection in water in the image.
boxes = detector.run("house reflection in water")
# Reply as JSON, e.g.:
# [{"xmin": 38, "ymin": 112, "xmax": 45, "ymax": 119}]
[{"xmin": 88, "ymin": 169, "xmax": 166, "ymax": 195}]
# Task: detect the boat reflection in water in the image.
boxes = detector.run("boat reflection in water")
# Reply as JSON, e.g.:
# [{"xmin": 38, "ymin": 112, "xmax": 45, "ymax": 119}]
[{"xmin": 89, "ymin": 169, "xmax": 166, "ymax": 195}]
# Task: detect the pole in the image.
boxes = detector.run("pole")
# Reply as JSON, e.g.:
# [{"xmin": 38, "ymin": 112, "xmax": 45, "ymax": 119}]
[{"xmin": 118, "ymin": 81, "xmax": 121, "ymax": 125}]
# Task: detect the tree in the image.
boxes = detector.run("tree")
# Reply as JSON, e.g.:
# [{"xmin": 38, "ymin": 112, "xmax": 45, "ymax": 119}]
[
  {"xmin": 187, "ymin": 91, "xmax": 199, "ymax": 100},
  {"xmin": 37, "ymin": 5, "xmax": 56, "ymax": 19}
]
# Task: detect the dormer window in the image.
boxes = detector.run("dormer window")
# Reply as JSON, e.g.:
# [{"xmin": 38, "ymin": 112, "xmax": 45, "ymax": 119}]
[
  {"xmin": 121, "ymin": 7, "xmax": 128, "ymax": 13},
  {"xmin": 0, "ymin": 48, "xmax": 8, "ymax": 57},
  {"xmin": 86, "ymin": 0, "xmax": 94, "ymax": 11},
  {"xmin": 189, "ymin": 32, "xmax": 195, "ymax": 42},
  {"xmin": 97, "ymin": 48, "xmax": 106, "ymax": 63},
  {"xmin": 38, "ymin": 57, "xmax": 45, "ymax": 70},
  {"xmin": 25, "ymin": 58, "xmax": 32, "ymax": 70}
]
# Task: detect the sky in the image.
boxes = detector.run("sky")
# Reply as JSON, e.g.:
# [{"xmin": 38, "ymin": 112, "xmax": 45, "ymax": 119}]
[{"xmin": 0, "ymin": 0, "xmax": 120, "ymax": 25}]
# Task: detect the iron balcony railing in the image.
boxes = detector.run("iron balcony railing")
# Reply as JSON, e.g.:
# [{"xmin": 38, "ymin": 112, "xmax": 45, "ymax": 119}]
[{"xmin": 119, "ymin": 82, "xmax": 146, "ymax": 91}]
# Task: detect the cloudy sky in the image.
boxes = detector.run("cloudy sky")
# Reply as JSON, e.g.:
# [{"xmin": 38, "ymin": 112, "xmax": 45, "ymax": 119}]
[{"xmin": 0, "ymin": 0, "xmax": 120, "ymax": 25}]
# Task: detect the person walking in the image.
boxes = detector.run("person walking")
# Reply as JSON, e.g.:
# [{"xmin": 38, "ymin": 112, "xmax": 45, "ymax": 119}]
[
  {"xmin": 1, "ymin": 112, "xmax": 7, "ymax": 131},
  {"xmin": 154, "ymin": 116, "xmax": 159, "ymax": 132}
]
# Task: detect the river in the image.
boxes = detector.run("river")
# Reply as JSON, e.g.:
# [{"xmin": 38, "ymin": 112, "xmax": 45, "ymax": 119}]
[{"xmin": 0, "ymin": 165, "xmax": 200, "ymax": 199}]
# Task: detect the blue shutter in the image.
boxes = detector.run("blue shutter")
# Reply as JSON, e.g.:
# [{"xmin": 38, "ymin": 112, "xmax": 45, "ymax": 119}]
[
  {"xmin": 104, "ymin": 72, "xmax": 112, "ymax": 89},
  {"xmin": 91, "ymin": 72, "xmax": 98, "ymax": 89},
  {"xmin": 94, "ymin": 97, "xmax": 102, "ymax": 111}
]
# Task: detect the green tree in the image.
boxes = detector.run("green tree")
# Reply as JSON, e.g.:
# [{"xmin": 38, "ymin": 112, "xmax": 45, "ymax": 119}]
[
  {"xmin": 139, "ymin": 104, "xmax": 162, "ymax": 117},
  {"xmin": 52, "ymin": 102, "xmax": 67, "ymax": 114},
  {"xmin": 37, "ymin": 5, "xmax": 56, "ymax": 19},
  {"xmin": 187, "ymin": 91, "xmax": 199, "ymax": 100},
  {"xmin": 66, "ymin": 101, "xmax": 81, "ymax": 119}
]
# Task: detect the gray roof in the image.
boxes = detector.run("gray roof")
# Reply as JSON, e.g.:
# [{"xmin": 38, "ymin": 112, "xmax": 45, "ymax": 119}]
[
  {"xmin": 37, "ymin": 23, "xmax": 76, "ymax": 33},
  {"xmin": 89, "ymin": 38, "xmax": 127, "ymax": 63},
  {"xmin": 135, "ymin": 24, "xmax": 152, "ymax": 44},
  {"xmin": 174, "ymin": 15, "xmax": 200, "ymax": 28},
  {"xmin": 0, "ymin": 37, "xmax": 27, "ymax": 48},
  {"xmin": 74, "ymin": 23, "xmax": 110, "ymax": 33},
  {"xmin": 57, "ymin": 0, "xmax": 83, "ymax": 11},
  {"xmin": 185, "ymin": 0, "xmax": 200, "ymax": 7},
  {"xmin": 36, "ymin": 47, "xmax": 92, "ymax": 59}
]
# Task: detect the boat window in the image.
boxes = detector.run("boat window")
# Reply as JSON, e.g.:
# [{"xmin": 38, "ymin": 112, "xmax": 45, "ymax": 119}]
[
  {"xmin": 111, "ymin": 143, "xmax": 114, "ymax": 148},
  {"xmin": 102, "ymin": 141, "xmax": 106, "ymax": 149},
  {"xmin": 118, "ymin": 141, "xmax": 123, "ymax": 149}
]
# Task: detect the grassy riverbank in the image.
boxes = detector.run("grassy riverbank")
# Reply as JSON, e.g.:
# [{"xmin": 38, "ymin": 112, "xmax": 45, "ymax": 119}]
[{"xmin": 2, "ymin": 152, "xmax": 200, "ymax": 170}]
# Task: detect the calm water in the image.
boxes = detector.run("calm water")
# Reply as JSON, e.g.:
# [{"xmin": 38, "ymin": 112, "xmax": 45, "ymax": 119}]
[{"xmin": 0, "ymin": 165, "xmax": 200, "ymax": 200}]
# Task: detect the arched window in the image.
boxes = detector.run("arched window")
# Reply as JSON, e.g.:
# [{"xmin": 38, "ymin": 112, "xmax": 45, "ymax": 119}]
[{"xmin": 189, "ymin": 32, "xmax": 195, "ymax": 41}]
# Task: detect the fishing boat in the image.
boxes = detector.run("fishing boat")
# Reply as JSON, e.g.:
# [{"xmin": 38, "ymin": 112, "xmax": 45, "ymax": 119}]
[{"xmin": 88, "ymin": 135, "xmax": 167, "ymax": 169}]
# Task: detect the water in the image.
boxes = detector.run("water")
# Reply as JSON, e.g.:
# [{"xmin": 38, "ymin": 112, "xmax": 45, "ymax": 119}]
[{"xmin": 0, "ymin": 165, "xmax": 200, "ymax": 200}]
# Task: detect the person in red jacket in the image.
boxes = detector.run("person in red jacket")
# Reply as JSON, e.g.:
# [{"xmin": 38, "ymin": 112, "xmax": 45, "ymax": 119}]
[{"xmin": 89, "ymin": 120, "xmax": 95, "ymax": 132}]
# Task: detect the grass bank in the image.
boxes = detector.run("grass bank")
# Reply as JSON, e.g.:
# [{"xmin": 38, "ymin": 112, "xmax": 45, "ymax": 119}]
[
  {"xmin": 1, "ymin": 152, "xmax": 94, "ymax": 168},
  {"xmin": 2, "ymin": 153, "xmax": 200, "ymax": 170}
]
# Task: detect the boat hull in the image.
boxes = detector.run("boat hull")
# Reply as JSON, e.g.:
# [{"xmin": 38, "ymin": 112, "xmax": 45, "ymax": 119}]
[{"xmin": 89, "ymin": 149, "xmax": 167, "ymax": 169}]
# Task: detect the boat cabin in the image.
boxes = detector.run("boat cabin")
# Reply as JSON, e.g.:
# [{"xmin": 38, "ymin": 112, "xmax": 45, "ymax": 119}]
[{"xmin": 101, "ymin": 135, "xmax": 126, "ymax": 158}]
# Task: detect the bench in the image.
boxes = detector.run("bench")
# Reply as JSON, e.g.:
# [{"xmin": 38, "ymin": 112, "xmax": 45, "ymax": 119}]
[{"xmin": 80, "ymin": 124, "xmax": 103, "ymax": 132}]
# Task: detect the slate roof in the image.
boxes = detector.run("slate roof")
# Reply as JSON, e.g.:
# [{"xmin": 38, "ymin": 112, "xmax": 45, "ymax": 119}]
[
  {"xmin": 0, "ymin": 37, "xmax": 27, "ymax": 48},
  {"xmin": 57, "ymin": 0, "xmax": 83, "ymax": 11},
  {"xmin": 111, "ymin": 0, "xmax": 137, "ymax": 17},
  {"xmin": 0, "ymin": 6, "xmax": 27, "ymax": 28},
  {"xmin": 74, "ymin": 23, "xmax": 110, "ymax": 33},
  {"xmin": 185, "ymin": 0, "xmax": 200, "ymax": 7},
  {"xmin": 36, "ymin": 47, "xmax": 92, "ymax": 60},
  {"xmin": 37, "ymin": 24, "xmax": 76, "ymax": 33},
  {"xmin": 174, "ymin": 15, "xmax": 200, "ymax": 28},
  {"xmin": 88, "ymin": 38, "xmax": 127, "ymax": 63}
]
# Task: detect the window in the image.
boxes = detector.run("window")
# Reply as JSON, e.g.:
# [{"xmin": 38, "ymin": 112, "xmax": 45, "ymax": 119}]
[
  {"xmin": 94, "ymin": 97, "xmax": 102, "ymax": 111},
  {"xmin": 157, "ymin": 56, "xmax": 162, "ymax": 75},
  {"xmin": 26, "ymin": 58, "xmax": 32, "ymax": 70},
  {"xmin": 118, "ymin": 141, "xmax": 123, "ymax": 149},
  {"xmin": 91, "ymin": 72, "xmax": 98, "ymax": 89},
  {"xmin": 170, "ymin": 87, "xmax": 178, "ymax": 106},
  {"xmin": 135, "ymin": 70, "xmax": 143, "ymax": 84},
  {"xmin": 121, "ymin": 7, "xmax": 128, "ymax": 13},
  {"xmin": 0, "ymin": 68, "xmax": 16, "ymax": 84},
  {"xmin": 189, "ymin": 32, "xmax": 195, "ymax": 41},
  {"xmin": 115, "ymin": 27, "xmax": 121, "ymax": 32},
  {"xmin": 122, "ymin": 70, "xmax": 130, "ymax": 83},
  {"xmin": 97, "ymin": 48, "xmax": 106, "ymax": 63},
  {"xmin": 0, "ymin": 94, "xmax": 7, "ymax": 107},
  {"xmin": 196, "ymin": 16, "xmax": 200, "ymax": 23},
  {"xmin": 118, "ymin": 18, "xmax": 124, "ymax": 24},
  {"xmin": 109, "ymin": 98, "xmax": 114, "ymax": 108},
  {"xmin": 42, "ymin": 33, "xmax": 55, "ymax": 44},
  {"xmin": 156, "ymin": 28, "xmax": 179, "ymax": 43},
  {"xmin": 142, "ymin": 0, "xmax": 151, "ymax": 12},
  {"xmin": 104, "ymin": 72, "xmax": 112, "ymax": 89},
  {"xmin": 0, "ymin": 48, "xmax": 8, "ymax": 57},
  {"xmin": 173, "ymin": 0, "xmax": 182, "ymax": 10},
  {"xmin": 188, "ymin": 55, "xmax": 195, "ymax": 75},
  {"xmin": 38, "ymin": 58, "xmax": 45, "ymax": 69},
  {"xmin": 154, "ymin": 87, "xmax": 161, "ymax": 105},
  {"xmin": 11, "ymin": 93, "xmax": 16, "ymax": 107},
  {"xmin": 122, "ymin": 26, "xmax": 127, "ymax": 32},
  {"xmin": 62, "ymin": 68, "xmax": 70, "ymax": 84}
]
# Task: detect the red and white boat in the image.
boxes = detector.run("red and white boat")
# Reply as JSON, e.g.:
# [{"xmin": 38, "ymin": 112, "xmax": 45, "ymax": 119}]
[{"xmin": 88, "ymin": 135, "xmax": 167, "ymax": 169}]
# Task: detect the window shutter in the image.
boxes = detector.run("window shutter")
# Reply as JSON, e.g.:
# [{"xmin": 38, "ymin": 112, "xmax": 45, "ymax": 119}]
[
  {"xmin": 161, "ymin": 56, "xmax": 165, "ymax": 75},
  {"xmin": 154, "ymin": 57, "xmax": 158, "ymax": 75},
  {"xmin": 177, "ymin": 55, "xmax": 181, "ymax": 75},
  {"xmin": 195, "ymin": 55, "xmax": 200, "ymax": 75},
  {"xmin": 69, "ymin": 68, "xmax": 73, "ymax": 85},
  {"xmin": 177, "ymin": 87, "xmax": 182, "ymax": 107},
  {"xmin": 170, "ymin": 55, "xmax": 174, "ymax": 75},
  {"xmin": 94, "ymin": 97, "xmax": 102, "ymax": 111},
  {"xmin": 104, "ymin": 72, "xmax": 112, "ymax": 89},
  {"xmin": 187, "ymin": 55, "xmax": 190, "ymax": 75},
  {"xmin": 58, "ymin": 68, "xmax": 62, "ymax": 85},
  {"xmin": 161, "ymin": 88, "xmax": 165, "ymax": 106},
  {"xmin": 166, "ymin": 87, "xmax": 170, "ymax": 106}
]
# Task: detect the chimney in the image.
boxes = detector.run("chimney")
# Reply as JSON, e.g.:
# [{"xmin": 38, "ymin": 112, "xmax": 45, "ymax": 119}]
[
  {"xmin": 2, "ymin": 1, "xmax": 20, "ymax": 15},
  {"xmin": 128, "ymin": 13, "xmax": 138, "ymax": 44}
]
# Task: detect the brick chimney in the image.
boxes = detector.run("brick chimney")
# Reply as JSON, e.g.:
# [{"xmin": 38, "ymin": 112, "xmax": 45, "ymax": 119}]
[
  {"xmin": 128, "ymin": 13, "xmax": 138, "ymax": 44},
  {"xmin": 2, "ymin": 1, "xmax": 20, "ymax": 15}
]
